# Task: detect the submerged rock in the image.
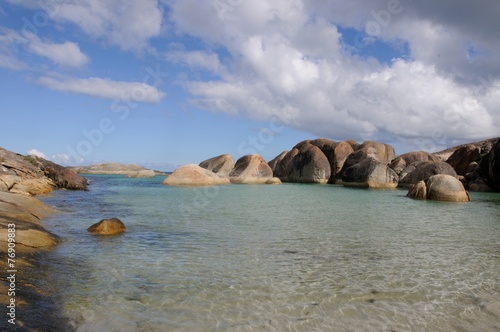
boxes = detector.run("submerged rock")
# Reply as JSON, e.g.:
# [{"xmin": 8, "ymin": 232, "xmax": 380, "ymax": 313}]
[
  {"xmin": 163, "ymin": 164, "xmax": 230, "ymax": 186},
  {"xmin": 87, "ymin": 218, "xmax": 126, "ymax": 236}
]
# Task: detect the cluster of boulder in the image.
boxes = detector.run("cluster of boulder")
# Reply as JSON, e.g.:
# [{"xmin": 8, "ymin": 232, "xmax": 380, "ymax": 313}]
[{"xmin": 164, "ymin": 137, "xmax": 500, "ymax": 202}]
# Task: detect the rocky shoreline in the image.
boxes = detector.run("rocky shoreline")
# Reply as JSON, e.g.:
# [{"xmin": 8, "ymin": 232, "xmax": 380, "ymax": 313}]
[
  {"xmin": 165, "ymin": 137, "xmax": 500, "ymax": 199},
  {"xmin": 0, "ymin": 136, "xmax": 499, "ymax": 330}
]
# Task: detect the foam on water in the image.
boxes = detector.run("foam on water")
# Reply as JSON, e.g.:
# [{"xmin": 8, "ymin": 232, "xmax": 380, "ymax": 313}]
[{"xmin": 40, "ymin": 175, "xmax": 500, "ymax": 331}]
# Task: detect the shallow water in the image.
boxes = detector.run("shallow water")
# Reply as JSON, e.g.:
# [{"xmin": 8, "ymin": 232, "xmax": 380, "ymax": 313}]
[{"xmin": 40, "ymin": 175, "xmax": 500, "ymax": 331}]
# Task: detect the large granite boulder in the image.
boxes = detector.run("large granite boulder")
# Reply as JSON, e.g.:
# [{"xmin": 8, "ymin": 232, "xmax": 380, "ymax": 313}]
[
  {"xmin": 128, "ymin": 169, "xmax": 156, "ymax": 178},
  {"xmin": 87, "ymin": 218, "xmax": 126, "ymax": 236},
  {"xmin": 274, "ymin": 148, "xmax": 299, "ymax": 180},
  {"xmin": 342, "ymin": 157, "xmax": 398, "ymax": 189},
  {"xmin": 35, "ymin": 157, "xmax": 88, "ymax": 190},
  {"xmin": 199, "ymin": 154, "xmax": 235, "ymax": 177},
  {"xmin": 341, "ymin": 141, "xmax": 395, "ymax": 172},
  {"xmin": 446, "ymin": 144, "xmax": 481, "ymax": 176},
  {"xmin": 0, "ymin": 191, "xmax": 59, "ymax": 251},
  {"xmin": 308, "ymin": 138, "xmax": 355, "ymax": 183},
  {"xmin": 390, "ymin": 151, "xmax": 440, "ymax": 176},
  {"xmin": 288, "ymin": 143, "xmax": 331, "ymax": 184},
  {"xmin": 229, "ymin": 154, "xmax": 274, "ymax": 184},
  {"xmin": 407, "ymin": 174, "xmax": 470, "ymax": 202},
  {"xmin": 489, "ymin": 139, "xmax": 500, "ymax": 190},
  {"xmin": 163, "ymin": 164, "xmax": 230, "ymax": 186},
  {"xmin": 268, "ymin": 151, "xmax": 288, "ymax": 174},
  {"xmin": 398, "ymin": 161, "xmax": 457, "ymax": 188}
]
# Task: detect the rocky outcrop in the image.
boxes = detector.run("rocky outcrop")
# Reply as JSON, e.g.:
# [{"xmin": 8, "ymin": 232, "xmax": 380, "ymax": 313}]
[
  {"xmin": 390, "ymin": 151, "xmax": 440, "ymax": 176},
  {"xmin": 163, "ymin": 164, "xmax": 230, "ymax": 186},
  {"xmin": 489, "ymin": 139, "xmax": 500, "ymax": 190},
  {"xmin": 199, "ymin": 154, "xmax": 235, "ymax": 177},
  {"xmin": 0, "ymin": 148, "xmax": 88, "ymax": 195},
  {"xmin": 338, "ymin": 141, "xmax": 396, "ymax": 188},
  {"xmin": 268, "ymin": 151, "xmax": 288, "ymax": 174},
  {"xmin": 287, "ymin": 143, "xmax": 331, "ymax": 184},
  {"xmin": 446, "ymin": 144, "xmax": 481, "ymax": 176},
  {"xmin": 407, "ymin": 174, "xmax": 470, "ymax": 202},
  {"xmin": 87, "ymin": 218, "xmax": 126, "ymax": 236},
  {"xmin": 0, "ymin": 191, "xmax": 59, "ymax": 251},
  {"xmin": 71, "ymin": 163, "xmax": 157, "ymax": 178},
  {"xmin": 308, "ymin": 139, "xmax": 355, "ymax": 183},
  {"xmin": 398, "ymin": 161, "xmax": 457, "ymax": 188},
  {"xmin": 274, "ymin": 148, "xmax": 299, "ymax": 181},
  {"xmin": 342, "ymin": 157, "xmax": 398, "ymax": 189},
  {"xmin": 229, "ymin": 154, "xmax": 274, "ymax": 184}
]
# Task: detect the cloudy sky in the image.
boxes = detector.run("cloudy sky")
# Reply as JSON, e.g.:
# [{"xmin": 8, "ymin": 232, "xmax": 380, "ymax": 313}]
[{"xmin": 1, "ymin": 0, "xmax": 499, "ymax": 170}]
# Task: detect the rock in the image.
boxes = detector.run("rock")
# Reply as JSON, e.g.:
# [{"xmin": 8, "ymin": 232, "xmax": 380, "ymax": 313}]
[
  {"xmin": 446, "ymin": 144, "xmax": 481, "ymax": 176},
  {"xmin": 407, "ymin": 175, "xmax": 470, "ymax": 202},
  {"xmin": 265, "ymin": 177, "xmax": 282, "ymax": 185},
  {"xmin": 288, "ymin": 143, "xmax": 331, "ymax": 184},
  {"xmin": 274, "ymin": 148, "xmax": 299, "ymax": 180},
  {"xmin": 489, "ymin": 139, "xmax": 500, "ymax": 190},
  {"xmin": 229, "ymin": 154, "xmax": 274, "ymax": 184},
  {"xmin": 0, "ymin": 191, "xmax": 59, "ymax": 251},
  {"xmin": 87, "ymin": 218, "xmax": 126, "ymax": 236},
  {"xmin": 11, "ymin": 177, "xmax": 54, "ymax": 196},
  {"xmin": 199, "ymin": 154, "xmax": 235, "ymax": 177},
  {"xmin": 406, "ymin": 180, "xmax": 427, "ymax": 200},
  {"xmin": 426, "ymin": 174, "xmax": 470, "ymax": 202},
  {"xmin": 163, "ymin": 164, "xmax": 230, "ymax": 186},
  {"xmin": 35, "ymin": 157, "xmax": 88, "ymax": 190},
  {"xmin": 398, "ymin": 161, "xmax": 457, "ymax": 188},
  {"xmin": 332, "ymin": 141, "xmax": 355, "ymax": 181},
  {"xmin": 389, "ymin": 151, "xmax": 440, "ymax": 175},
  {"xmin": 342, "ymin": 157, "xmax": 398, "ymax": 189},
  {"xmin": 128, "ymin": 169, "xmax": 156, "ymax": 178},
  {"xmin": 71, "ymin": 163, "xmax": 156, "ymax": 177},
  {"xmin": 268, "ymin": 151, "xmax": 288, "ymax": 174},
  {"xmin": 342, "ymin": 141, "xmax": 396, "ymax": 172}
]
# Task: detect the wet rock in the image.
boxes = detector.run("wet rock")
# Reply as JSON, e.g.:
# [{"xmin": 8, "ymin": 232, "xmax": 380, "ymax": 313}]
[{"xmin": 88, "ymin": 218, "xmax": 126, "ymax": 236}]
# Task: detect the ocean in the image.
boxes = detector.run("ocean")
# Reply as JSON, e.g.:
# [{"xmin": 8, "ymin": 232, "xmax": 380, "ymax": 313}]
[{"xmin": 38, "ymin": 174, "xmax": 500, "ymax": 331}]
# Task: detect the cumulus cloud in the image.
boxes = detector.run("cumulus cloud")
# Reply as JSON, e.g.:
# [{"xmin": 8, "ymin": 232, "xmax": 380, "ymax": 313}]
[
  {"xmin": 6, "ymin": 0, "xmax": 162, "ymax": 50},
  {"xmin": 37, "ymin": 76, "xmax": 165, "ymax": 103},
  {"xmin": 166, "ymin": 0, "xmax": 500, "ymax": 150}
]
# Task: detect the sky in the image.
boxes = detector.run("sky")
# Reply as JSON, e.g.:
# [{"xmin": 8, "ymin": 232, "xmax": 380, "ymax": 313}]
[{"xmin": 0, "ymin": 0, "xmax": 499, "ymax": 171}]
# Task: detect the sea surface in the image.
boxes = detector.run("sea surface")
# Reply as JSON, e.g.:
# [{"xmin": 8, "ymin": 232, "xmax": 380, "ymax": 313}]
[{"xmin": 39, "ymin": 174, "xmax": 500, "ymax": 332}]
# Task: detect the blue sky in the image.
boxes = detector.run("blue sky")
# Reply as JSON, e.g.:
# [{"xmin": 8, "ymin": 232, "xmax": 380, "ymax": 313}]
[{"xmin": 1, "ymin": 0, "xmax": 499, "ymax": 171}]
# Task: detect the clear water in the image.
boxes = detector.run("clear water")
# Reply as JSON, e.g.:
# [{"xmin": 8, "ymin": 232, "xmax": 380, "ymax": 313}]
[{"xmin": 40, "ymin": 175, "xmax": 500, "ymax": 331}]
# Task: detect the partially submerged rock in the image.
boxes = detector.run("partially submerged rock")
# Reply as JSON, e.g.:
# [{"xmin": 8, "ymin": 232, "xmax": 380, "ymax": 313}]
[
  {"xmin": 407, "ymin": 174, "xmax": 470, "ymax": 202},
  {"xmin": 229, "ymin": 154, "xmax": 274, "ymax": 184},
  {"xmin": 398, "ymin": 161, "xmax": 457, "ymax": 188},
  {"xmin": 163, "ymin": 164, "xmax": 230, "ymax": 186},
  {"xmin": 342, "ymin": 157, "xmax": 398, "ymax": 189},
  {"xmin": 88, "ymin": 218, "xmax": 126, "ymax": 236},
  {"xmin": 287, "ymin": 143, "xmax": 331, "ymax": 184}
]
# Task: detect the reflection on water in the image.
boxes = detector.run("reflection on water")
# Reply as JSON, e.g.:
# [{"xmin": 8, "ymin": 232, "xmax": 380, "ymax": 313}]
[{"xmin": 41, "ymin": 176, "xmax": 500, "ymax": 331}]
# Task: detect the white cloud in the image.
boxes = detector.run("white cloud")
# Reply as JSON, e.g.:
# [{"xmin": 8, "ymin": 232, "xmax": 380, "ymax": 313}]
[
  {"xmin": 27, "ymin": 149, "xmax": 47, "ymax": 158},
  {"xmin": 25, "ymin": 33, "xmax": 89, "ymax": 67},
  {"xmin": 37, "ymin": 76, "xmax": 166, "ymax": 103},
  {"xmin": 6, "ymin": 0, "xmax": 162, "ymax": 50},
  {"xmin": 166, "ymin": 0, "xmax": 500, "ymax": 150}
]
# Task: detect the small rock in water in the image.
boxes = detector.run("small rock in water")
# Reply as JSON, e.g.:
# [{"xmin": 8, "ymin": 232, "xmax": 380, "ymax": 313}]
[{"xmin": 87, "ymin": 217, "xmax": 126, "ymax": 236}]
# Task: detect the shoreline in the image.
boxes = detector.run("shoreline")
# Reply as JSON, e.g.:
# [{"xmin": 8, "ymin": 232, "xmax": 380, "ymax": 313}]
[{"xmin": 0, "ymin": 191, "xmax": 69, "ymax": 331}]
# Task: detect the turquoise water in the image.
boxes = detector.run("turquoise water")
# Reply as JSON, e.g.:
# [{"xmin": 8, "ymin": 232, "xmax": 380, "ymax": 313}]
[{"xmin": 41, "ymin": 175, "xmax": 500, "ymax": 331}]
